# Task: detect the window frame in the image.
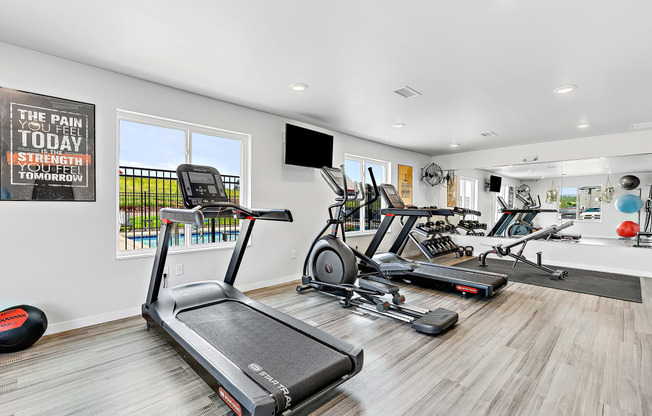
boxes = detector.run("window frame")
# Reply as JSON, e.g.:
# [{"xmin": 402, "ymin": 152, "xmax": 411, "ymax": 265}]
[
  {"xmin": 458, "ymin": 176, "xmax": 479, "ymax": 219},
  {"xmin": 343, "ymin": 153, "xmax": 391, "ymax": 237},
  {"xmin": 558, "ymin": 186, "xmax": 579, "ymax": 221},
  {"xmin": 115, "ymin": 109, "xmax": 250, "ymax": 259},
  {"xmin": 577, "ymin": 184, "xmax": 603, "ymax": 223}
]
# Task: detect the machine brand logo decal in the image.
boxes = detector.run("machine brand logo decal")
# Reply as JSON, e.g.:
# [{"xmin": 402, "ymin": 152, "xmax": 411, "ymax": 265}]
[
  {"xmin": 325, "ymin": 264, "xmax": 333, "ymax": 273},
  {"xmin": 247, "ymin": 363, "xmax": 292, "ymax": 409},
  {"xmin": 248, "ymin": 363, "xmax": 262, "ymax": 372},
  {"xmin": 456, "ymin": 285, "xmax": 478, "ymax": 294},
  {"xmin": 0, "ymin": 308, "xmax": 29, "ymax": 332},
  {"xmin": 218, "ymin": 387, "xmax": 242, "ymax": 416}
]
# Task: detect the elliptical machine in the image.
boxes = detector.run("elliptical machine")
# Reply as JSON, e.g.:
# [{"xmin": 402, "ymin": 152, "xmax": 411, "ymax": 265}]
[{"xmin": 296, "ymin": 165, "xmax": 458, "ymax": 335}]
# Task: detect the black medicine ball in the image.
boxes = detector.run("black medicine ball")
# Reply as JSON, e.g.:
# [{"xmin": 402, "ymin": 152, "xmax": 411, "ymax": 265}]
[
  {"xmin": 618, "ymin": 175, "xmax": 640, "ymax": 190},
  {"xmin": 0, "ymin": 305, "xmax": 48, "ymax": 353}
]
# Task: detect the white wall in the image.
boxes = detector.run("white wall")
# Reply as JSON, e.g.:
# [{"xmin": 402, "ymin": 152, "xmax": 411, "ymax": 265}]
[
  {"xmin": 434, "ymin": 132, "xmax": 652, "ymax": 277},
  {"xmin": 432, "ymin": 130, "xmax": 652, "ymax": 172},
  {"xmin": 0, "ymin": 42, "xmax": 436, "ymax": 334},
  {"xmin": 432, "ymin": 168, "xmax": 520, "ymax": 228},
  {"xmin": 523, "ymin": 173, "xmax": 651, "ymax": 238}
]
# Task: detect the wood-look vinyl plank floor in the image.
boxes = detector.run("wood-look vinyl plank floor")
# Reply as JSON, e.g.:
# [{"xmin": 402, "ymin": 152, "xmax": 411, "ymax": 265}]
[{"xmin": 1, "ymin": 255, "xmax": 650, "ymax": 416}]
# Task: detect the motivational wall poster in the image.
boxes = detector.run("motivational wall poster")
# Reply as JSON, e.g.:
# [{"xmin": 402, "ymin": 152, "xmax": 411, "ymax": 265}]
[
  {"xmin": 447, "ymin": 175, "xmax": 457, "ymax": 207},
  {"xmin": 398, "ymin": 164, "xmax": 413, "ymax": 205},
  {"xmin": 0, "ymin": 88, "xmax": 95, "ymax": 201}
]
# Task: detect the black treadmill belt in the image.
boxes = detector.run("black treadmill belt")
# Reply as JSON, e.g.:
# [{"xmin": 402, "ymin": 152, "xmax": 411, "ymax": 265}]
[
  {"xmin": 413, "ymin": 263, "xmax": 506, "ymax": 288},
  {"xmin": 177, "ymin": 301, "xmax": 352, "ymax": 411},
  {"xmin": 374, "ymin": 252, "xmax": 506, "ymax": 289}
]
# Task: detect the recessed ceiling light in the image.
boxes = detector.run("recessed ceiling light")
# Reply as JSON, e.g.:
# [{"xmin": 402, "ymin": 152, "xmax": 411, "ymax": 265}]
[
  {"xmin": 289, "ymin": 82, "xmax": 308, "ymax": 92},
  {"xmin": 540, "ymin": 176, "xmax": 546, "ymax": 179},
  {"xmin": 392, "ymin": 122, "xmax": 405, "ymax": 128},
  {"xmin": 553, "ymin": 85, "xmax": 577, "ymax": 94},
  {"xmin": 449, "ymin": 143, "xmax": 460, "ymax": 148},
  {"xmin": 577, "ymin": 123, "xmax": 591, "ymax": 128},
  {"xmin": 528, "ymin": 170, "xmax": 533, "ymax": 174}
]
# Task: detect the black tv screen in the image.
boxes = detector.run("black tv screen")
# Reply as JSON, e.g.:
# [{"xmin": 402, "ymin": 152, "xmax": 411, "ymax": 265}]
[
  {"xmin": 284, "ymin": 124, "xmax": 333, "ymax": 169},
  {"xmin": 489, "ymin": 175, "xmax": 502, "ymax": 192}
]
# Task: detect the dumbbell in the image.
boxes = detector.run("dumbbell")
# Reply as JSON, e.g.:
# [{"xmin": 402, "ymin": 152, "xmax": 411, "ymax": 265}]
[
  {"xmin": 443, "ymin": 237, "xmax": 457, "ymax": 251},
  {"xmin": 425, "ymin": 239, "xmax": 440, "ymax": 254}
]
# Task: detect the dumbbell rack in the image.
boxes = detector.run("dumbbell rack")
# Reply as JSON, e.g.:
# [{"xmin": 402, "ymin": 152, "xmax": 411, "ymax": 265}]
[
  {"xmin": 455, "ymin": 220, "xmax": 487, "ymax": 236},
  {"xmin": 408, "ymin": 219, "xmax": 467, "ymax": 260},
  {"xmin": 450, "ymin": 207, "xmax": 487, "ymax": 236}
]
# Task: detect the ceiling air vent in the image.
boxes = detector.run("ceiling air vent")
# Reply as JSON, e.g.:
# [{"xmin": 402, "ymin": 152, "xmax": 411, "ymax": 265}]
[
  {"xmin": 631, "ymin": 122, "xmax": 652, "ymax": 131},
  {"xmin": 481, "ymin": 131, "xmax": 498, "ymax": 137},
  {"xmin": 394, "ymin": 86, "xmax": 422, "ymax": 99}
]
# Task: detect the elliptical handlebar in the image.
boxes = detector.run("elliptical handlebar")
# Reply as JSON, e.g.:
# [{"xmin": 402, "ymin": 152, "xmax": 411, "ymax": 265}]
[{"xmin": 342, "ymin": 166, "xmax": 380, "ymax": 221}]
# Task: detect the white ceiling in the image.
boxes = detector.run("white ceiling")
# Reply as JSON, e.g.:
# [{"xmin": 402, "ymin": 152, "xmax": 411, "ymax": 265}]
[
  {"xmin": 1, "ymin": 1, "xmax": 651, "ymax": 156},
  {"xmin": 494, "ymin": 153, "xmax": 652, "ymax": 180}
]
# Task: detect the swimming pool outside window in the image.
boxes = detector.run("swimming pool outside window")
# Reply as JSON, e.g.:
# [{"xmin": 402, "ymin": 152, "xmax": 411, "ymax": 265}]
[{"xmin": 116, "ymin": 110, "xmax": 249, "ymax": 256}]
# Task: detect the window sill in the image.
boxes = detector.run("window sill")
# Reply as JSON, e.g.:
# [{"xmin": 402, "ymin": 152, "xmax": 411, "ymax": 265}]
[
  {"xmin": 345, "ymin": 230, "xmax": 381, "ymax": 238},
  {"xmin": 116, "ymin": 241, "xmax": 239, "ymax": 260}
]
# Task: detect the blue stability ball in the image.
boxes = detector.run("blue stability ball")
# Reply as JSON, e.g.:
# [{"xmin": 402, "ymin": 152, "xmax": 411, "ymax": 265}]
[
  {"xmin": 0, "ymin": 305, "xmax": 48, "ymax": 353},
  {"xmin": 615, "ymin": 194, "xmax": 644, "ymax": 213}
]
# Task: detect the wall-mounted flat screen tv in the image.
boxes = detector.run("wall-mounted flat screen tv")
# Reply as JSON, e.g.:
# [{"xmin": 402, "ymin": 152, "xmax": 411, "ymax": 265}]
[
  {"xmin": 489, "ymin": 175, "xmax": 502, "ymax": 192},
  {"xmin": 284, "ymin": 124, "xmax": 333, "ymax": 169}
]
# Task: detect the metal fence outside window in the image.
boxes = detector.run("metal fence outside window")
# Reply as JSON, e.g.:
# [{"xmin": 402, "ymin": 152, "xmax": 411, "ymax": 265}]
[
  {"xmin": 118, "ymin": 166, "xmax": 240, "ymax": 251},
  {"xmin": 344, "ymin": 187, "xmax": 382, "ymax": 233}
]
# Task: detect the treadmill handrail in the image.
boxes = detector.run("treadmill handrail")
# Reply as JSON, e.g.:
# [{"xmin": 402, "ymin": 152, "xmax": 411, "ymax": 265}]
[
  {"xmin": 160, "ymin": 204, "xmax": 292, "ymax": 225},
  {"xmin": 381, "ymin": 207, "xmax": 454, "ymax": 217},
  {"xmin": 497, "ymin": 196, "xmax": 508, "ymax": 210}
]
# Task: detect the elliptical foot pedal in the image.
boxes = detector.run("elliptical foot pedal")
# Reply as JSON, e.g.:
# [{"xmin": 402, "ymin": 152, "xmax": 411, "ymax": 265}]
[{"xmin": 411, "ymin": 308, "xmax": 458, "ymax": 335}]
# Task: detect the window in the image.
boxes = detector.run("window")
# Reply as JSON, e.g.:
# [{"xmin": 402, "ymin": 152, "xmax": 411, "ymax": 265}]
[
  {"xmin": 458, "ymin": 177, "xmax": 479, "ymax": 219},
  {"xmin": 117, "ymin": 110, "xmax": 248, "ymax": 255},
  {"xmin": 495, "ymin": 184, "xmax": 513, "ymax": 222},
  {"xmin": 343, "ymin": 154, "xmax": 390, "ymax": 234},
  {"xmin": 559, "ymin": 187, "xmax": 578, "ymax": 220},
  {"xmin": 578, "ymin": 185, "xmax": 602, "ymax": 221}
]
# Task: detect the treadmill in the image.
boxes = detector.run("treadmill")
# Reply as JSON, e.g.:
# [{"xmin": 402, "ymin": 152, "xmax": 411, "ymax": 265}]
[
  {"xmin": 363, "ymin": 184, "xmax": 508, "ymax": 298},
  {"xmin": 143, "ymin": 164, "xmax": 363, "ymax": 416},
  {"xmin": 488, "ymin": 195, "xmax": 558, "ymax": 237}
]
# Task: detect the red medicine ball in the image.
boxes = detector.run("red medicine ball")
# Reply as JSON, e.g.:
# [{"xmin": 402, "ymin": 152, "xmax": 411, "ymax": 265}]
[
  {"xmin": 616, "ymin": 221, "xmax": 640, "ymax": 238},
  {"xmin": 0, "ymin": 305, "xmax": 48, "ymax": 353}
]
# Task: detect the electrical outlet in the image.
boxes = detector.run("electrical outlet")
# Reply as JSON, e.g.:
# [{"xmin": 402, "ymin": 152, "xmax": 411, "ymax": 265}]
[
  {"xmin": 175, "ymin": 264, "xmax": 184, "ymax": 276},
  {"xmin": 291, "ymin": 250, "xmax": 297, "ymax": 259}
]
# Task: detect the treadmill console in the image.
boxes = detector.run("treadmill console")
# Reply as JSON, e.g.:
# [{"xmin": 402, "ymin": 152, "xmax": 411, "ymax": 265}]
[
  {"xmin": 177, "ymin": 164, "xmax": 228, "ymax": 208},
  {"xmin": 379, "ymin": 184, "xmax": 406, "ymax": 208},
  {"xmin": 321, "ymin": 167, "xmax": 357, "ymax": 198}
]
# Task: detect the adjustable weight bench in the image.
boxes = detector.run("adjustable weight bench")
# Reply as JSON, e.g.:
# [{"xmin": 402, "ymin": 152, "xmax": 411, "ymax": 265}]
[{"xmin": 479, "ymin": 222, "xmax": 575, "ymax": 280}]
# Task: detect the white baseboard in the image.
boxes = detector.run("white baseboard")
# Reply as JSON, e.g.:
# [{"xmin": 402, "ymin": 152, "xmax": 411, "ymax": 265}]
[
  {"xmin": 44, "ymin": 276, "xmax": 302, "ymax": 335},
  {"xmin": 45, "ymin": 306, "xmax": 141, "ymax": 336},
  {"xmin": 237, "ymin": 273, "xmax": 302, "ymax": 293}
]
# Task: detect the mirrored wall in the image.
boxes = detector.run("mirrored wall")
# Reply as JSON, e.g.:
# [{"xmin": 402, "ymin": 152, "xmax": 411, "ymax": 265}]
[{"xmin": 445, "ymin": 153, "xmax": 652, "ymax": 248}]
